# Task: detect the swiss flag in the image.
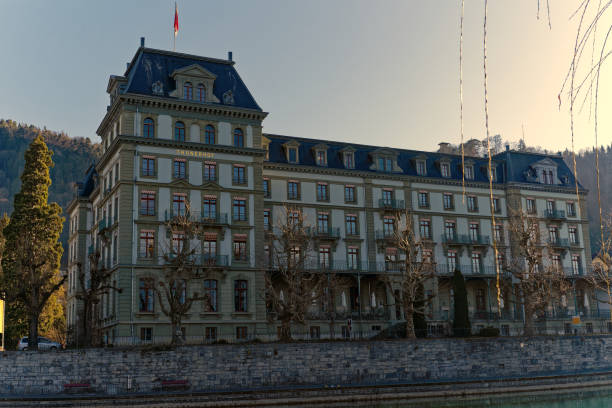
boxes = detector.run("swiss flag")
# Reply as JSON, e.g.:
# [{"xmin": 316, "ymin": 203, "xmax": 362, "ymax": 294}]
[{"xmin": 174, "ymin": 2, "xmax": 179, "ymax": 38}]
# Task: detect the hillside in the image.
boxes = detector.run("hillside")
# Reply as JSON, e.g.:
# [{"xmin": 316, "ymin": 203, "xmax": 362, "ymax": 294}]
[{"xmin": 0, "ymin": 119, "xmax": 101, "ymax": 264}]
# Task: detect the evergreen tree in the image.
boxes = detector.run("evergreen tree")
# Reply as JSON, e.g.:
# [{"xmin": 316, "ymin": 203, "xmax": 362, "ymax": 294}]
[
  {"xmin": 1, "ymin": 134, "xmax": 65, "ymax": 350},
  {"xmin": 452, "ymin": 268, "xmax": 471, "ymax": 337}
]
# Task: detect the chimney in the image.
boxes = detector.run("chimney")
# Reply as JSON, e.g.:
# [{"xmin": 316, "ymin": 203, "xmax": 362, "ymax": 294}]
[
  {"xmin": 126, "ymin": 62, "xmax": 130, "ymax": 69},
  {"xmin": 140, "ymin": 37, "xmax": 145, "ymax": 47},
  {"xmin": 438, "ymin": 142, "xmax": 451, "ymax": 153},
  {"xmin": 228, "ymin": 51, "xmax": 233, "ymax": 61},
  {"xmin": 505, "ymin": 144, "xmax": 510, "ymax": 151}
]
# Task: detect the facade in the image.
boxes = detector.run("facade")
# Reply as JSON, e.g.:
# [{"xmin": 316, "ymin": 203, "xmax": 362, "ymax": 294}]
[{"xmin": 66, "ymin": 43, "xmax": 604, "ymax": 344}]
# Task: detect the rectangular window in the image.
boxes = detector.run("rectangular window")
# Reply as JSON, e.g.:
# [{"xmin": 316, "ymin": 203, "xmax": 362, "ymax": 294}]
[
  {"xmin": 418, "ymin": 192, "xmax": 429, "ymax": 208},
  {"xmin": 419, "ymin": 219, "xmax": 431, "ymax": 239},
  {"xmin": 316, "ymin": 150, "xmax": 326, "ymax": 166},
  {"xmin": 236, "ymin": 326, "xmax": 248, "ymax": 339},
  {"xmin": 547, "ymin": 200, "xmax": 555, "ymax": 213},
  {"xmin": 382, "ymin": 189, "xmax": 393, "ymax": 205},
  {"xmin": 205, "ymin": 327, "xmax": 217, "ymax": 341},
  {"xmin": 464, "ymin": 165, "xmax": 474, "ymax": 180},
  {"xmin": 173, "ymin": 159, "xmax": 186, "ymax": 179},
  {"xmin": 567, "ymin": 202, "xmax": 576, "ymax": 217},
  {"xmin": 204, "ymin": 162, "xmax": 216, "ymax": 181},
  {"xmin": 139, "ymin": 230, "xmax": 155, "ymax": 258},
  {"xmin": 172, "ymin": 193, "xmax": 187, "ymax": 217},
  {"xmin": 572, "ymin": 255, "xmax": 581, "ymax": 275},
  {"xmin": 140, "ymin": 327, "xmax": 152, "ymax": 341},
  {"xmin": 233, "ymin": 199, "xmax": 247, "ymax": 221},
  {"xmin": 416, "ymin": 160, "xmax": 426, "ymax": 176},
  {"xmin": 344, "ymin": 185, "xmax": 355, "ymax": 203},
  {"xmin": 347, "ymin": 247, "xmax": 359, "ymax": 270},
  {"xmin": 310, "ymin": 326, "xmax": 321, "ymax": 339},
  {"xmin": 172, "ymin": 232, "xmax": 185, "ymax": 254},
  {"xmin": 319, "ymin": 246, "xmax": 331, "ymax": 268},
  {"xmin": 317, "ymin": 213, "xmax": 329, "ymax": 233},
  {"xmin": 467, "ymin": 195, "xmax": 478, "ymax": 212},
  {"xmin": 552, "ymin": 254, "xmax": 561, "ymax": 268},
  {"xmin": 471, "ymin": 252, "xmax": 481, "ymax": 274},
  {"xmin": 233, "ymin": 236, "xmax": 247, "ymax": 262},
  {"xmin": 489, "ymin": 168, "xmax": 497, "ymax": 182},
  {"xmin": 441, "ymin": 163, "xmax": 450, "ymax": 177},
  {"xmin": 139, "ymin": 278, "xmax": 155, "ymax": 312},
  {"xmin": 288, "ymin": 210, "xmax": 300, "ymax": 225},
  {"xmin": 141, "ymin": 157, "xmax": 155, "ymax": 177},
  {"xmin": 287, "ymin": 181, "xmax": 300, "ymax": 200},
  {"xmin": 385, "ymin": 158, "xmax": 392, "ymax": 172},
  {"xmin": 202, "ymin": 197, "xmax": 217, "ymax": 220},
  {"xmin": 469, "ymin": 222, "xmax": 479, "ymax": 242},
  {"xmin": 492, "ymin": 198, "xmax": 501, "ymax": 213},
  {"xmin": 445, "ymin": 221, "xmax": 456, "ymax": 240},
  {"xmin": 263, "ymin": 178, "xmax": 270, "ymax": 198},
  {"xmin": 140, "ymin": 191, "xmax": 155, "ymax": 216},
  {"xmin": 288, "ymin": 148, "xmax": 297, "ymax": 163},
  {"xmin": 203, "ymin": 236, "xmax": 217, "ymax": 261},
  {"xmin": 549, "ymin": 226, "xmax": 559, "ymax": 243},
  {"xmin": 263, "ymin": 210, "xmax": 271, "ymax": 231},
  {"xmin": 317, "ymin": 183, "xmax": 329, "ymax": 201},
  {"xmin": 443, "ymin": 193, "xmax": 454, "ymax": 210},
  {"xmin": 171, "ymin": 279, "xmax": 187, "ymax": 305},
  {"xmin": 345, "ymin": 215, "xmax": 358, "ymax": 235},
  {"xmin": 447, "ymin": 251, "xmax": 457, "ymax": 273},
  {"xmin": 343, "ymin": 152, "xmax": 354, "ymax": 169},
  {"xmin": 233, "ymin": 165, "xmax": 246, "ymax": 185},
  {"xmin": 235, "ymin": 280, "xmax": 248, "ymax": 312},
  {"xmin": 494, "ymin": 224, "xmax": 503, "ymax": 243},
  {"xmin": 526, "ymin": 198, "xmax": 536, "ymax": 214},
  {"xmin": 383, "ymin": 217, "xmax": 394, "ymax": 237},
  {"xmin": 569, "ymin": 226, "xmax": 578, "ymax": 244},
  {"xmin": 204, "ymin": 279, "xmax": 218, "ymax": 312}
]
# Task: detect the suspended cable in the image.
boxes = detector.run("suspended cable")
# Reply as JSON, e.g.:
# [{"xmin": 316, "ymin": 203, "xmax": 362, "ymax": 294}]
[{"xmin": 460, "ymin": 0, "xmax": 466, "ymax": 203}]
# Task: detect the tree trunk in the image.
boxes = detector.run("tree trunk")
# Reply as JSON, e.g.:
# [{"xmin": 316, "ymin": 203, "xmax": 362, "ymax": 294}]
[
  {"xmin": 404, "ymin": 306, "xmax": 416, "ymax": 339},
  {"xmin": 28, "ymin": 312, "xmax": 39, "ymax": 350},
  {"xmin": 279, "ymin": 319, "xmax": 292, "ymax": 341},
  {"xmin": 524, "ymin": 305, "xmax": 535, "ymax": 336},
  {"xmin": 171, "ymin": 315, "xmax": 182, "ymax": 346}
]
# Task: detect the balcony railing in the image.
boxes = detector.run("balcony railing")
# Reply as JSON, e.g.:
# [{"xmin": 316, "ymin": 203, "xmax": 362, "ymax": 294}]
[
  {"xmin": 199, "ymin": 254, "xmax": 229, "ymax": 267},
  {"xmin": 441, "ymin": 234, "xmax": 490, "ymax": 245},
  {"xmin": 375, "ymin": 230, "xmax": 395, "ymax": 240},
  {"xmin": 544, "ymin": 209, "xmax": 566, "ymax": 219},
  {"xmin": 310, "ymin": 227, "xmax": 341, "ymax": 239},
  {"xmin": 436, "ymin": 263, "xmax": 506, "ymax": 277},
  {"xmin": 97, "ymin": 218, "xmax": 107, "ymax": 232},
  {"xmin": 378, "ymin": 199, "xmax": 405, "ymax": 210},
  {"xmin": 548, "ymin": 238, "xmax": 570, "ymax": 248},
  {"xmin": 164, "ymin": 210, "xmax": 228, "ymax": 225},
  {"xmin": 201, "ymin": 213, "xmax": 228, "ymax": 225}
]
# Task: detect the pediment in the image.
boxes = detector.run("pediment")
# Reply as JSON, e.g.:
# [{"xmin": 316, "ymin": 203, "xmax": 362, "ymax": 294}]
[
  {"xmin": 372, "ymin": 148, "xmax": 397, "ymax": 157},
  {"xmin": 413, "ymin": 154, "xmax": 428, "ymax": 161},
  {"xmin": 313, "ymin": 143, "xmax": 329, "ymax": 151},
  {"xmin": 532, "ymin": 158, "xmax": 557, "ymax": 168},
  {"xmin": 339, "ymin": 145, "xmax": 356, "ymax": 153},
  {"xmin": 169, "ymin": 178, "xmax": 192, "ymax": 188},
  {"xmin": 201, "ymin": 181, "xmax": 221, "ymax": 191},
  {"xmin": 171, "ymin": 64, "xmax": 217, "ymax": 80}
]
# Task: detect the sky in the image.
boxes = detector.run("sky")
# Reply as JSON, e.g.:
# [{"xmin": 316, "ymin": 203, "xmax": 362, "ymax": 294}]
[{"xmin": 2, "ymin": 0, "xmax": 612, "ymax": 153}]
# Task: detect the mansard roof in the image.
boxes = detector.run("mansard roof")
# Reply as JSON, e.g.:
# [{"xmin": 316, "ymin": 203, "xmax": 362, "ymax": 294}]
[
  {"xmin": 117, "ymin": 47, "xmax": 262, "ymax": 111},
  {"xmin": 264, "ymin": 133, "xmax": 585, "ymax": 190}
]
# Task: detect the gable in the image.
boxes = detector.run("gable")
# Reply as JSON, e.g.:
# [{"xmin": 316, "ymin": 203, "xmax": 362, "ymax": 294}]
[{"xmin": 171, "ymin": 64, "xmax": 217, "ymax": 80}]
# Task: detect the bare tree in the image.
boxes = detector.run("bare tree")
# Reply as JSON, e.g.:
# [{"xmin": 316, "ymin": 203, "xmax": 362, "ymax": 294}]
[
  {"xmin": 587, "ymin": 216, "xmax": 612, "ymax": 311},
  {"xmin": 381, "ymin": 211, "xmax": 435, "ymax": 339},
  {"xmin": 321, "ymin": 272, "xmax": 353, "ymax": 340},
  {"xmin": 264, "ymin": 207, "xmax": 325, "ymax": 341},
  {"xmin": 157, "ymin": 208, "xmax": 206, "ymax": 346},
  {"xmin": 75, "ymin": 249, "xmax": 122, "ymax": 347},
  {"xmin": 504, "ymin": 210, "xmax": 570, "ymax": 336}
]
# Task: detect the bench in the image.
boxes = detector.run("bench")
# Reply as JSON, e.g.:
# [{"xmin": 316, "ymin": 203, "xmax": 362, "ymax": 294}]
[
  {"xmin": 63, "ymin": 383, "xmax": 93, "ymax": 393},
  {"xmin": 160, "ymin": 379, "xmax": 190, "ymax": 391}
]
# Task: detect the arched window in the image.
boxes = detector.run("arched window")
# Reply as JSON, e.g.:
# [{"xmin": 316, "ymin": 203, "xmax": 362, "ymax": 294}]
[
  {"xmin": 233, "ymin": 128, "xmax": 244, "ymax": 147},
  {"xmin": 174, "ymin": 121, "xmax": 185, "ymax": 142},
  {"xmin": 197, "ymin": 84, "xmax": 206, "ymax": 102},
  {"xmin": 204, "ymin": 125, "xmax": 215, "ymax": 144},
  {"xmin": 183, "ymin": 82, "xmax": 193, "ymax": 100},
  {"xmin": 143, "ymin": 118, "xmax": 154, "ymax": 138}
]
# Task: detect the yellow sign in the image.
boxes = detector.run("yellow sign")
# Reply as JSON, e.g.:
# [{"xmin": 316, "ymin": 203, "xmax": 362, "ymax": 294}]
[
  {"xmin": 175, "ymin": 149, "xmax": 214, "ymax": 159},
  {"xmin": 572, "ymin": 316, "xmax": 581, "ymax": 325}
]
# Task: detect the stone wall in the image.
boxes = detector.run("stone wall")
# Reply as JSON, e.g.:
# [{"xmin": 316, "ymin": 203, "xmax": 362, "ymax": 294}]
[{"xmin": 2, "ymin": 336, "xmax": 612, "ymax": 396}]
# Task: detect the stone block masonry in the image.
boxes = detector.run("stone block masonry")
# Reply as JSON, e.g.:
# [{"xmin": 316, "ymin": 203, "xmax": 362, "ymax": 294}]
[{"xmin": 1, "ymin": 336, "xmax": 612, "ymax": 396}]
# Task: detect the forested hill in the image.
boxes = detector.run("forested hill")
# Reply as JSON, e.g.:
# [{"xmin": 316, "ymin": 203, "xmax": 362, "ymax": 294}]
[{"xmin": 0, "ymin": 119, "xmax": 101, "ymax": 264}]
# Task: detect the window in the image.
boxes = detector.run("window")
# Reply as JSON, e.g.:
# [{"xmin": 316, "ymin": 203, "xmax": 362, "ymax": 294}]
[
  {"xmin": 464, "ymin": 165, "xmax": 474, "ymax": 180},
  {"xmin": 172, "ymin": 232, "xmax": 186, "ymax": 254},
  {"xmin": 345, "ymin": 215, "xmax": 358, "ymax": 235},
  {"xmin": 233, "ymin": 199, "xmax": 247, "ymax": 221},
  {"xmin": 569, "ymin": 226, "xmax": 578, "ymax": 244},
  {"xmin": 345, "ymin": 185, "xmax": 355, "ymax": 203},
  {"xmin": 310, "ymin": 326, "xmax": 321, "ymax": 339},
  {"xmin": 419, "ymin": 219, "xmax": 431, "ymax": 239},
  {"xmin": 467, "ymin": 195, "xmax": 478, "ymax": 212},
  {"xmin": 184, "ymin": 82, "xmax": 193, "ymax": 99},
  {"xmin": 347, "ymin": 247, "xmax": 359, "ymax": 270},
  {"xmin": 494, "ymin": 224, "xmax": 503, "ymax": 243},
  {"xmin": 416, "ymin": 160, "xmax": 426, "ymax": 176},
  {"xmin": 236, "ymin": 326, "xmax": 248, "ymax": 339},
  {"xmin": 572, "ymin": 255, "xmax": 581, "ymax": 275},
  {"xmin": 233, "ymin": 128, "xmax": 244, "ymax": 147},
  {"xmin": 489, "ymin": 167, "xmax": 497, "ymax": 182},
  {"xmin": 317, "ymin": 183, "xmax": 329, "ymax": 201},
  {"xmin": 235, "ymin": 280, "xmax": 248, "ymax": 312},
  {"xmin": 288, "ymin": 147, "xmax": 297, "ymax": 163},
  {"xmin": 526, "ymin": 198, "xmax": 536, "ymax": 214},
  {"xmin": 172, "ymin": 193, "xmax": 187, "ymax": 216},
  {"xmin": 289, "ymin": 246, "xmax": 301, "ymax": 266},
  {"xmin": 173, "ymin": 159, "xmax": 186, "ymax": 179},
  {"xmin": 471, "ymin": 252, "xmax": 481, "ymax": 274},
  {"xmin": 288, "ymin": 210, "xmax": 300, "ymax": 225},
  {"xmin": 317, "ymin": 213, "xmax": 329, "ymax": 233},
  {"xmin": 140, "ymin": 327, "xmax": 152, "ymax": 341},
  {"xmin": 496, "ymin": 252, "xmax": 505, "ymax": 270},
  {"xmin": 139, "ymin": 230, "xmax": 155, "ymax": 258},
  {"xmin": 204, "ymin": 125, "xmax": 215, "ymax": 144},
  {"xmin": 441, "ymin": 162, "xmax": 450, "ymax": 177},
  {"xmin": 140, "ymin": 191, "xmax": 155, "ymax": 216},
  {"xmin": 418, "ymin": 192, "xmax": 429, "ymax": 208},
  {"xmin": 202, "ymin": 197, "xmax": 216, "ymax": 220},
  {"xmin": 542, "ymin": 169, "xmax": 554, "ymax": 184},
  {"xmin": 492, "ymin": 197, "xmax": 501, "ymax": 213},
  {"xmin": 567, "ymin": 202, "xmax": 576, "ymax": 217},
  {"xmin": 174, "ymin": 121, "xmax": 185, "ymax": 141},
  {"xmin": 547, "ymin": 200, "xmax": 555, "ymax": 213},
  {"xmin": 205, "ymin": 327, "xmax": 217, "ymax": 341},
  {"xmin": 171, "ymin": 280, "xmax": 187, "ymax": 305},
  {"xmin": 549, "ymin": 226, "xmax": 559, "ymax": 243},
  {"xmin": 287, "ymin": 181, "xmax": 300, "ymax": 200},
  {"xmin": 233, "ymin": 236, "xmax": 247, "ymax": 261},
  {"xmin": 383, "ymin": 217, "xmax": 394, "ymax": 237},
  {"xmin": 443, "ymin": 193, "xmax": 454, "ymax": 210},
  {"xmin": 263, "ymin": 178, "xmax": 271, "ymax": 198},
  {"xmin": 204, "ymin": 162, "xmax": 216, "ymax": 181},
  {"xmin": 382, "ymin": 190, "xmax": 393, "ymax": 206},
  {"xmin": 343, "ymin": 152, "xmax": 354, "ymax": 169},
  {"xmin": 378, "ymin": 157, "xmax": 392, "ymax": 172},
  {"xmin": 233, "ymin": 165, "xmax": 246, "ymax": 184},
  {"xmin": 445, "ymin": 221, "xmax": 456, "ymax": 240},
  {"xmin": 204, "ymin": 280, "xmax": 217, "ymax": 312},
  {"xmin": 447, "ymin": 251, "xmax": 457, "ymax": 272},
  {"xmin": 422, "ymin": 249, "xmax": 433, "ymax": 264},
  {"xmin": 203, "ymin": 235, "xmax": 217, "ymax": 261},
  {"xmin": 469, "ymin": 222, "xmax": 479, "ymax": 242},
  {"xmin": 139, "ymin": 278, "xmax": 155, "ymax": 312},
  {"xmin": 263, "ymin": 210, "xmax": 271, "ymax": 230},
  {"xmin": 197, "ymin": 84, "xmax": 206, "ymax": 102},
  {"xmin": 143, "ymin": 118, "xmax": 154, "ymax": 138},
  {"xmin": 141, "ymin": 157, "xmax": 155, "ymax": 177},
  {"xmin": 316, "ymin": 150, "xmax": 327, "ymax": 166},
  {"xmin": 552, "ymin": 254, "xmax": 561, "ymax": 268},
  {"xmin": 319, "ymin": 246, "xmax": 330, "ymax": 268}
]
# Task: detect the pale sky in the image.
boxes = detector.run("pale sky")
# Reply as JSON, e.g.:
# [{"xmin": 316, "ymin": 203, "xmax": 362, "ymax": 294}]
[{"xmin": 1, "ymin": 0, "xmax": 612, "ymax": 153}]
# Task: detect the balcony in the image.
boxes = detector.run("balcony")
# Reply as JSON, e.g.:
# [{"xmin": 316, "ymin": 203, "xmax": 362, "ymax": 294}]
[
  {"xmin": 375, "ymin": 230, "xmax": 395, "ymax": 240},
  {"xmin": 201, "ymin": 213, "xmax": 228, "ymax": 225},
  {"xmin": 233, "ymin": 177, "xmax": 248, "ymax": 185},
  {"xmin": 378, "ymin": 199, "xmax": 405, "ymax": 210},
  {"xmin": 309, "ymin": 227, "xmax": 341, "ymax": 239},
  {"xmin": 547, "ymin": 238, "xmax": 570, "ymax": 248},
  {"xmin": 199, "ymin": 254, "xmax": 229, "ymax": 267},
  {"xmin": 441, "ymin": 234, "xmax": 469, "ymax": 245},
  {"xmin": 436, "ymin": 263, "xmax": 505, "ymax": 277},
  {"xmin": 97, "ymin": 218, "xmax": 107, "ymax": 233},
  {"xmin": 544, "ymin": 209, "xmax": 566, "ymax": 220}
]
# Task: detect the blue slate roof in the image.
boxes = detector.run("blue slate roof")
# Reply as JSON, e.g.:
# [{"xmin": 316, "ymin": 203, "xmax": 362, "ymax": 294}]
[
  {"xmin": 265, "ymin": 134, "xmax": 584, "ymax": 189},
  {"xmin": 120, "ymin": 47, "xmax": 261, "ymax": 111},
  {"xmin": 76, "ymin": 165, "xmax": 98, "ymax": 198}
]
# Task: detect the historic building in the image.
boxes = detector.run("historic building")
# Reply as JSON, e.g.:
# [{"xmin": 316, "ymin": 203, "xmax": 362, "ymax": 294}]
[{"xmin": 66, "ymin": 42, "xmax": 602, "ymax": 344}]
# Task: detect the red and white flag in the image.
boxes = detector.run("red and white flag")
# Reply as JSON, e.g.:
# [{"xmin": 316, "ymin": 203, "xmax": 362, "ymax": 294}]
[{"xmin": 174, "ymin": 2, "xmax": 179, "ymax": 38}]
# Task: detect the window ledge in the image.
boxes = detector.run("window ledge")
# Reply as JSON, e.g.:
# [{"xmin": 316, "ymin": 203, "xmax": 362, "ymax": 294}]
[
  {"xmin": 200, "ymin": 312, "xmax": 222, "ymax": 319},
  {"xmin": 135, "ymin": 312, "xmax": 159, "ymax": 318},
  {"xmin": 231, "ymin": 312, "xmax": 252, "ymax": 318}
]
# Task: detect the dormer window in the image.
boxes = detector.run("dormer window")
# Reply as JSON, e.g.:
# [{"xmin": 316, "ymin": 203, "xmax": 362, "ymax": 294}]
[
  {"xmin": 343, "ymin": 152, "xmax": 354, "ymax": 169},
  {"xmin": 288, "ymin": 148, "xmax": 298, "ymax": 163},
  {"xmin": 489, "ymin": 167, "xmax": 497, "ymax": 182},
  {"xmin": 543, "ymin": 169, "xmax": 554, "ymax": 184},
  {"xmin": 378, "ymin": 158, "xmax": 392, "ymax": 172},
  {"xmin": 184, "ymin": 82, "xmax": 193, "ymax": 100},
  {"xmin": 440, "ymin": 162, "xmax": 451, "ymax": 178},
  {"xmin": 416, "ymin": 160, "xmax": 426, "ymax": 176},
  {"xmin": 197, "ymin": 84, "xmax": 206, "ymax": 102},
  {"xmin": 532, "ymin": 159, "xmax": 558, "ymax": 185},
  {"xmin": 464, "ymin": 165, "xmax": 474, "ymax": 180},
  {"xmin": 316, "ymin": 150, "xmax": 327, "ymax": 166}
]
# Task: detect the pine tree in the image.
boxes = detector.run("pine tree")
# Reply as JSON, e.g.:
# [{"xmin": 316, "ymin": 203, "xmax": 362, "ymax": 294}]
[
  {"xmin": 1, "ymin": 134, "xmax": 65, "ymax": 350},
  {"xmin": 452, "ymin": 268, "xmax": 471, "ymax": 337}
]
